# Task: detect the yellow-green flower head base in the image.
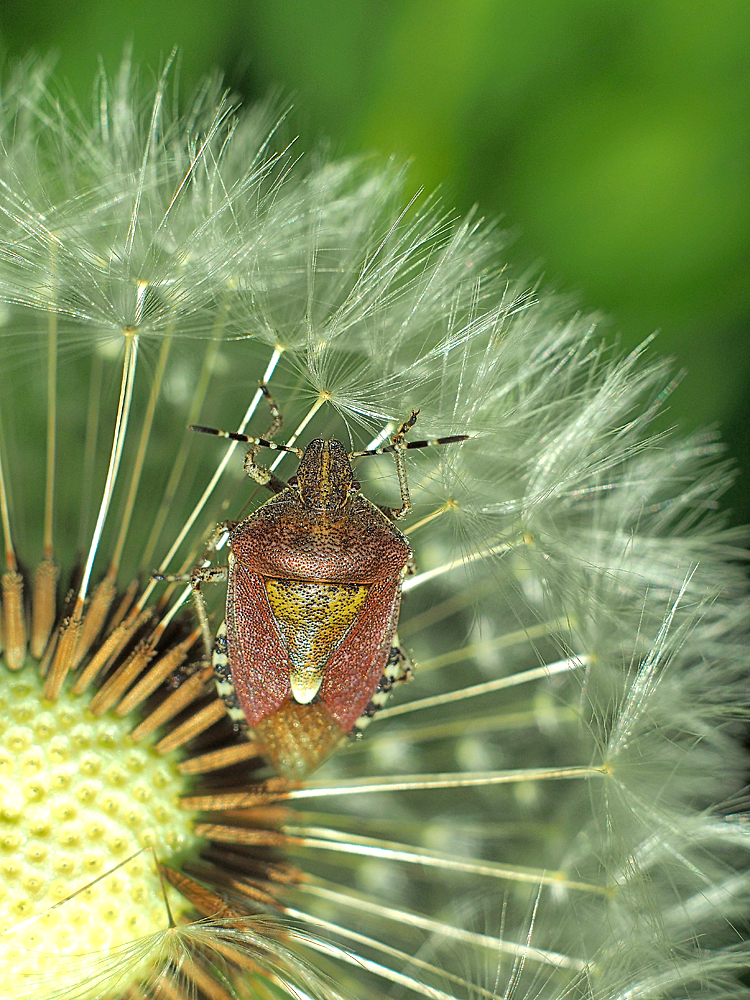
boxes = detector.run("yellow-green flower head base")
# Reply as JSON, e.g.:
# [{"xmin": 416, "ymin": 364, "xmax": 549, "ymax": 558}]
[{"xmin": 0, "ymin": 665, "xmax": 196, "ymax": 997}]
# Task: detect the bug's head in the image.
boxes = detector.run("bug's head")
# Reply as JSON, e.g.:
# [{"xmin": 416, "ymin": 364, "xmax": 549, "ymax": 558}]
[{"xmin": 296, "ymin": 439, "xmax": 355, "ymax": 510}]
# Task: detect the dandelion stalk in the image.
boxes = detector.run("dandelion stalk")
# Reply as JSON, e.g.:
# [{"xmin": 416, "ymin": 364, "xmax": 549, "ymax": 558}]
[
  {"xmin": 44, "ymin": 328, "xmax": 139, "ymax": 700},
  {"xmin": 30, "ymin": 303, "xmax": 59, "ymax": 659},
  {"xmin": 0, "ymin": 413, "xmax": 26, "ymax": 670}
]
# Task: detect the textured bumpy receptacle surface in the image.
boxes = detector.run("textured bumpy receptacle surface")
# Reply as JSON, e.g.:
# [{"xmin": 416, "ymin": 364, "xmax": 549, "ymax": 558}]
[{"xmin": 0, "ymin": 667, "xmax": 196, "ymax": 990}]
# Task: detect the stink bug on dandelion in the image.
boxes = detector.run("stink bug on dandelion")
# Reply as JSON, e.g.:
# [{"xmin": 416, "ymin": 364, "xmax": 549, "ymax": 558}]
[{"xmin": 167, "ymin": 390, "xmax": 468, "ymax": 778}]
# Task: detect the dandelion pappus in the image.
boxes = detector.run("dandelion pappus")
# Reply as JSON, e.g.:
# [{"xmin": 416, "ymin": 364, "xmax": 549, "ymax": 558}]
[{"xmin": 164, "ymin": 389, "xmax": 468, "ymax": 777}]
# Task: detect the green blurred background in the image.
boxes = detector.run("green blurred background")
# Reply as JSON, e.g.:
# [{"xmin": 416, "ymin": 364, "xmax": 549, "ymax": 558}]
[{"xmin": 1, "ymin": 0, "xmax": 749, "ymax": 523}]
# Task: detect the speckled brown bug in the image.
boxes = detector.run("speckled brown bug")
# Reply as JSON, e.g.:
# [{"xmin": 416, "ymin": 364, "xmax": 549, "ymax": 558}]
[{"xmin": 171, "ymin": 391, "xmax": 467, "ymax": 777}]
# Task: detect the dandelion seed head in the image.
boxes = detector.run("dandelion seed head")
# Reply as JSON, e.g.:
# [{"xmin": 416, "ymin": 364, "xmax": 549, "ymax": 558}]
[{"xmin": 0, "ymin": 52, "xmax": 747, "ymax": 1000}]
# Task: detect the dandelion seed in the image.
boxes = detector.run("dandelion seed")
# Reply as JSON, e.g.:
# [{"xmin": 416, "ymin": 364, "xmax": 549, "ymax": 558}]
[{"xmin": 0, "ymin": 53, "xmax": 747, "ymax": 1000}]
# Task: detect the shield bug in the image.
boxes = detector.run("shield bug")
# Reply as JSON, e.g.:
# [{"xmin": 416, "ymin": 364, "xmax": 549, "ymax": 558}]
[{"xmin": 177, "ymin": 396, "xmax": 467, "ymax": 778}]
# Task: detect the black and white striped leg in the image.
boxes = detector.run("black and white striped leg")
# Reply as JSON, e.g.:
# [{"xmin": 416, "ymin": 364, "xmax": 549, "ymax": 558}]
[
  {"xmin": 351, "ymin": 411, "xmax": 469, "ymax": 521},
  {"xmin": 212, "ymin": 621, "xmax": 248, "ymax": 732},
  {"xmin": 152, "ymin": 561, "xmax": 229, "ymax": 661},
  {"xmin": 353, "ymin": 639, "xmax": 413, "ymax": 734},
  {"xmin": 258, "ymin": 382, "xmax": 283, "ymax": 441},
  {"xmin": 243, "ymin": 383, "xmax": 288, "ymax": 494}
]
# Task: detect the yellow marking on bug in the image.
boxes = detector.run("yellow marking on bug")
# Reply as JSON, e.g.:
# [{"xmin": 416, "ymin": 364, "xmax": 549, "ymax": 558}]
[
  {"xmin": 265, "ymin": 580, "xmax": 369, "ymax": 703},
  {"xmin": 319, "ymin": 446, "xmax": 333, "ymax": 503}
]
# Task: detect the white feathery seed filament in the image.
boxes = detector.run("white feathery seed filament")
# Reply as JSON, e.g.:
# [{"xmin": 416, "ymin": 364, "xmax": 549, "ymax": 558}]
[
  {"xmin": 78, "ymin": 329, "xmax": 139, "ymax": 604},
  {"xmin": 155, "ymin": 346, "xmax": 283, "ymax": 578},
  {"xmin": 374, "ymin": 657, "xmax": 588, "ymax": 721},
  {"xmin": 43, "ymin": 305, "xmax": 57, "ymax": 561},
  {"xmin": 402, "ymin": 540, "xmax": 519, "ymax": 592},
  {"xmin": 281, "ymin": 764, "xmax": 603, "ymax": 800},
  {"xmin": 294, "ymin": 882, "xmax": 586, "ymax": 970},
  {"xmin": 268, "ymin": 391, "xmax": 330, "ymax": 473}
]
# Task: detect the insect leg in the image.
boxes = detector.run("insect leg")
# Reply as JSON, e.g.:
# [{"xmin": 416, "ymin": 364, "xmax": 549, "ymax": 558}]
[
  {"xmin": 212, "ymin": 620, "xmax": 246, "ymax": 729},
  {"xmin": 154, "ymin": 562, "xmax": 229, "ymax": 660},
  {"xmin": 258, "ymin": 382, "xmax": 283, "ymax": 441},
  {"xmin": 379, "ymin": 411, "xmax": 419, "ymax": 520},
  {"xmin": 186, "ymin": 564, "xmax": 229, "ymax": 660},
  {"xmin": 153, "ymin": 519, "xmax": 235, "ymax": 583},
  {"xmin": 153, "ymin": 517, "xmax": 233, "ymax": 658},
  {"xmin": 352, "ymin": 411, "xmax": 469, "ymax": 520},
  {"xmin": 240, "ymin": 382, "xmax": 290, "ymax": 492},
  {"xmin": 183, "ymin": 519, "xmax": 235, "ymax": 658},
  {"xmin": 242, "ymin": 449, "xmax": 287, "ymax": 494},
  {"xmin": 353, "ymin": 640, "xmax": 413, "ymax": 733}
]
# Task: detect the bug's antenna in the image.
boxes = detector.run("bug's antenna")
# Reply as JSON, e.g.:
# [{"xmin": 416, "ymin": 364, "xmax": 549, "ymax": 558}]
[
  {"xmin": 350, "ymin": 411, "xmax": 469, "ymax": 459},
  {"xmin": 349, "ymin": 411, "xmax": 470, "ymax": 520},
  {"xmin": 189, "ymin": 425, "xmax": 304, "ymax": 458},
  {"xmin": 350, "ymin": 434, "xmax": 470, "ymax": 459}
]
